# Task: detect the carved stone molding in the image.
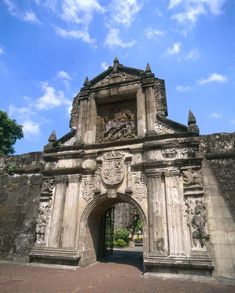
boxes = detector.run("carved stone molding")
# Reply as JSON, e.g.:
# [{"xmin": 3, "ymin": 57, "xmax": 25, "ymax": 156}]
[
  {"xmin": 68, "ymin": 174, "xmax": 81, "ymax": 183},
  {"xmin": 132, "ymin": 172, "xmax": 147, "ymax": 201},
  {"xmin": 81, "ymin": 175, "xmax": 95, "ymax": 202}
]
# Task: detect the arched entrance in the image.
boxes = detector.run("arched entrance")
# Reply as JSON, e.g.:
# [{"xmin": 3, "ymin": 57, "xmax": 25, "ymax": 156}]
[{"xmin": 78, "ymin": 193, "xmax": 147, "ymax": 269}]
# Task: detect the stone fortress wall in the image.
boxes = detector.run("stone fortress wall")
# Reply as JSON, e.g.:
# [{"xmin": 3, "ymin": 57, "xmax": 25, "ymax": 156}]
[
  {"xmin": 0, "ymin": 133, "xmax": 234, "ymax": 273},
  {"xmin": 0, "ymin": 152, "xmax": 43, "ymax": 261}
]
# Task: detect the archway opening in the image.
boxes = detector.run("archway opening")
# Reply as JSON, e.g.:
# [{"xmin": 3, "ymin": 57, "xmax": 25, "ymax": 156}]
[{"xmin": 79, "ymin": 194, "xmax": 146, "ymax": 271}]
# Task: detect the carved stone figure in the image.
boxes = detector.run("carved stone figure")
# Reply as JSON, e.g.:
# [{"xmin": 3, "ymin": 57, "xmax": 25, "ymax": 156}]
[
  {"xmin": 36, "ymin": 200, "xmax": 52, "ymax": 245},
  {"xmin": 186, "ymin": 199, "xmax": 209, "ymax": 248},
  {"xmin": 183, "ymin": 169, "xmax": 202, "ymax": 188},
  {"xmin": 81, "ymin": 175, "xmax": 95, "ymax": 201},
  {"xmin": 191, "ymin": 200, "xmax": 209, "ymax": 247},
  {"xmin": 102, "ymin": 151, "xmax": 125, "ymax": 186}
]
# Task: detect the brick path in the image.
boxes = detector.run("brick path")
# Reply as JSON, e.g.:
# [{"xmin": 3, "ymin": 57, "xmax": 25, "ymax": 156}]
[{"xmin": 0, "ymin": 250, "xmax": 235, "ymax": 293}]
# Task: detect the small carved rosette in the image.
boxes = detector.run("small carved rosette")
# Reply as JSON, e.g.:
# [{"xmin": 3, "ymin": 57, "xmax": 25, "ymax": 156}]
[
  {"xmin": 36, "ymin": 177, "xmax": 54, "ymax": 246},
  {"xmin": 185, "ymin": 198, "xmax": 209, "ymax": 249}
]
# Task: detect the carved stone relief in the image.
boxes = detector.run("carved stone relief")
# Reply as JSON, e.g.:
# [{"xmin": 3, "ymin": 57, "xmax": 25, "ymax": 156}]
[
  {"xmin": 63, "ymin": 136, "xmax": 76, "ymax": 146},
  {"xmin": 161, "ymin": 148, "xmax": 198, "ymax": 160},
  {"xmin": 183, "ymin": 169, "xmax": 202, "ymax": 189},
  {"xmin": 36, "ymin": 177, "xmax": 54, "ymax": 245},
  {"xmin": 69, "ymin": 97, "xmax": 79, "ymax": 129},
  {"xmin": 155, "ymin": 118, "xmax": 176, "ymax": 135},
  {"xmin": 185, "ymin": 199, "xmax": 209, "ymax": 248},
  {"xmin": 36, "ymin": 200, "xmax": 52, "ymax": 245},
  {"xmin": 162, "ymin": 148, "xmax": 177, "ymax": 159},
  {"xmin": 81, "ymin": 175, "xmax": 95, "ymax": 201},
  {"xmin": 132, "ymin": 172, "xmax": 147, "ymax": 201},
  {"xmin": 96, "ymin": 100, "xmax": 136, "ymax": 143},
  {"xmin": 92, "ymin": 72, "xmax": 139, "ymax": 88},
  {"xmin": 101, "ymin": 151, "xmax": 125, "ymax": 186}
]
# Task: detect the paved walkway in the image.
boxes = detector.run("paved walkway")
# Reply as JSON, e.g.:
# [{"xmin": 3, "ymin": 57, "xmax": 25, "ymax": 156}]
[{"xmin": 0, "ymin": 250, "xmax": 235, "ymax": 293}]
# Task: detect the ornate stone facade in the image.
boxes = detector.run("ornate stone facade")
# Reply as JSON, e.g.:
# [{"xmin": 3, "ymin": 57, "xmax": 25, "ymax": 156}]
[{"xmin": 29, "ymin": 58, "xmax": 221, "ymax": 278}]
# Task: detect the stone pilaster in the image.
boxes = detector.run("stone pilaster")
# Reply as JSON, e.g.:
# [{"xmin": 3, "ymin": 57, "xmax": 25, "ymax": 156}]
[
  {"xmin": 61, "ymin": 175, "xmax": 80, "ymax": 248},
  {"xmin": 145, "ymin": 169, "xmax": 168, "ymax": 255},
  {"xmin": 48, "ymin": 176, "xmax": 67, "ymax": 248},
  {"xmin": 85, "ymin": 95, "xmax": 97, "ymax": 144},
  {"xmin": 136, "ymin": 87, "xmax": 146, "ymax": 138},
  {"xmin": 77, "ymin": 99, "xmax": 88, "ymax": 143},
  {"xmin": 164, "ymin": 170, "xmax": 187, "ymax": 256},
  {"xmin": 145, "ymin": 86, "xmax": 156, "ymax": 134}
]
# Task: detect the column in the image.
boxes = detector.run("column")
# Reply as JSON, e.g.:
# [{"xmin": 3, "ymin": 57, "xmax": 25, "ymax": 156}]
[
  {"xmin": 145, "ymin": 169, "xmax": 168, "ymax": 255},
  {"xmin": 85, "ymin": 95, "xmax": 97, "ymax": 144},
  {"xmin": 61, "ymin": 174, "xmax": 80, "ymax": 248},
  {"xmin": 164, "ymin": 170, "xmax": 186, "ymax": 256},
  {"xmin": 77, "ymin": 99, "xmax": 88, "ymax": 143},
  {"xmin": 48, "ymin": 176, "xmax": 67, "ymax": 248}
]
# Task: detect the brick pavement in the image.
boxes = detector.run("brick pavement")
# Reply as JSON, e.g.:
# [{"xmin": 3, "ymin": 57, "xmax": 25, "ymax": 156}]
[{"xmin": 0, "ymin": 250, "xmax": 235, "ymax": 293}]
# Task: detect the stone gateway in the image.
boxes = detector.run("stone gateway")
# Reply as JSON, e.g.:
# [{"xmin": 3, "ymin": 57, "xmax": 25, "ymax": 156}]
[{"xmin": 1, "ymin": 58, "xmax": 235, "ymax": 280}]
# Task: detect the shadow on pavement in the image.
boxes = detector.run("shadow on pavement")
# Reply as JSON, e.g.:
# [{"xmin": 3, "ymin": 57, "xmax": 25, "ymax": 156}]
[{"xmin": 99, "ymin": 247, "xmax": 143, "ymax": 271}]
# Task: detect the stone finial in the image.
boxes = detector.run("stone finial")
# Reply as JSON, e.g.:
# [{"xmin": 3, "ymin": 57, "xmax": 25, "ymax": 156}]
[
  {"xmin": 145, "ymin": 63, "xmax": 152, "ymax": 73},
  {"xmin": 83, "ymin": 76, "xmax": 90, "ymax": 87},
  {"xmin": 113, "ymin": 57, "xmax": 119, "ymax": 64},
  {"xmin": 48, "ymin": 130, "xmax": 57, "ymax": 143},
  {"xmin": 188, "ymin": 110, "xmax": 196, "ymax": 125},
  {"xmin": 113, "ymin": 57, "xmax": 119, "ymax": 73},
  {"xmin": 188, "ymin": 110, "xmax": 199, "ymax": 134}
]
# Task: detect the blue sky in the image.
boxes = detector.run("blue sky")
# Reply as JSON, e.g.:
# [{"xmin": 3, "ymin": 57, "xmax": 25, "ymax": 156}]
[{"xmin": 0, "ymin": 0, "xmax": 234, "ymax": 155}]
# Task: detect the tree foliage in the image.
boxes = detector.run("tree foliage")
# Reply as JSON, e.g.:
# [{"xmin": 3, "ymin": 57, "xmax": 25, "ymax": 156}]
[{"xmin": 0, "ymin": 110, "xmax": 23, "ymax": 156}]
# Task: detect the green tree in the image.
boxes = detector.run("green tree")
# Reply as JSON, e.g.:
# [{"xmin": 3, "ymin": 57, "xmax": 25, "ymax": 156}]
[{"xmin": 0, "ymin": 110, "xmax": 23, "ymax": 156}]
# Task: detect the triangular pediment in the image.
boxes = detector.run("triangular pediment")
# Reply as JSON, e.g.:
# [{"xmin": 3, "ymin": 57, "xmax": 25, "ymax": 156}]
[{"xmin": 90, "ymin": 62, "xmax": 144, "ymax": 89}]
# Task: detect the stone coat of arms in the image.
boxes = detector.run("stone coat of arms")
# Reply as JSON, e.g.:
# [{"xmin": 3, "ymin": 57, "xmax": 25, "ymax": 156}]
[{"xmin": 101, "ymin": 151, "xmax": 125, "ymax": 186}]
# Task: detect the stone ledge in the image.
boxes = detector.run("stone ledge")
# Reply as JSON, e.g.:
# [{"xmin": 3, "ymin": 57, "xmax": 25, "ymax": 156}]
[{"xmin": 29, "ymin": 247, "xmax": 80, "ymax": 266}]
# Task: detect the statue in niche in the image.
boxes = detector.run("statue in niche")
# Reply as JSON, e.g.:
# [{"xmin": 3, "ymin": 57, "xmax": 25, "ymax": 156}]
[{"xmin": 191, "ymin": 200, "xmax": 209, "ymax": 248}]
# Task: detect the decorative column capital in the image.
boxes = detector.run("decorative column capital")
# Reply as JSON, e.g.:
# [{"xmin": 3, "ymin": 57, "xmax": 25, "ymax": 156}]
[
  {"xmin": 54, "ymin": 175, "xmax": 68, "ymax": 184},
  {"xmin": 164, "ymin": 169, "xmax": 180, "ymax": 177}
]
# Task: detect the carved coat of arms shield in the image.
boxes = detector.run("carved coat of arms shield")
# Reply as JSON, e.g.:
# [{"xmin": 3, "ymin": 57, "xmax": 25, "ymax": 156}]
[{"xmin": 102, "ymin": 151, "xmax": 125, "ymax": 186}]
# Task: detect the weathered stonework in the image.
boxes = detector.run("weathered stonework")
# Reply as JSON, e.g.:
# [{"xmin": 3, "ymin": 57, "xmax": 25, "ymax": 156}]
[{"xmin": 1, "ymin": 59, "xmax": 235, "ymax": 280}]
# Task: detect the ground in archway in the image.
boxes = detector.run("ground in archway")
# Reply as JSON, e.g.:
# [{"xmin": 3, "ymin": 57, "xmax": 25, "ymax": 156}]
[{"xmin": 0, "ymin": 253, "xmax": 235, "ymax": 293}]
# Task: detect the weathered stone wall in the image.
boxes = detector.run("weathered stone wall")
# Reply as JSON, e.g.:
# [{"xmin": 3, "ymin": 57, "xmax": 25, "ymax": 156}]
[
  {"xmin": 200, "ymin": 132, "xmax": 235, "ymax": 219},
  {"xmin": 0, "ymin": 152, "xmax": 44, "ymax": 261}
]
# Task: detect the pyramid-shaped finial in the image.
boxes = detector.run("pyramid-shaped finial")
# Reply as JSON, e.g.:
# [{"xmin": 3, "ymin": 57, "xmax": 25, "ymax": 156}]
[
  {"xmin": 188, "ymin": 110, "xmax": 199, "ymax": 134},
  {"xmin": 48, "ymin": 130, "xmax": 57, "ymax": 142},
  {"xmin": 188, "ymin": 110, "xmax": 196, "ymax": 125},
  {"xmin": 83, "ymin": 76, "xmax": 90, "ymax": 87},
  {"xmin": 145, "ymin": 63, "xmax": 152, "ymax": 73}
]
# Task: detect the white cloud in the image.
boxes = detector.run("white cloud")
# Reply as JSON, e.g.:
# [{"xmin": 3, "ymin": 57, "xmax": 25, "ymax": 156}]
[
  {"xmin": 109, "ymin": 0, "xmax": 142, "ymax": 26},
  {"xmin": 55, "ymin": 26, "xmax": 95, "ymax": 45},
  {"xmin": 166, "ymin": 42, "xmax": 181, "ymax": 55},
  {"xmin": 22, "ymin": 11, "xmax": 41, "ymax": 24},
  {"xmin": 169, "ymin": 0, "xmax": 226, "ymax": 25},
  {"xmin": 3, "ymin": 0, "xmax": 41, "ymax": 24},
  {"xmin": 36, "ymin": 82, "xmax": 71, "ymax": 111},
  {"xmin": 22, "ymin": 119, "xmax": 41, "ymax": 137},
  {"xmin": 61, "ymin": 0, "xmax": 105, "ymax": 26},
  {"xmin": 145, "ymin": 28, "xmax": 165, "ymax": 39},
  {"xmin": 104, "ymin": 28, "xmax": 135, "ymax": 48},
  {"xmin": 57, "ymin": 70, "xmax": 72, "ymax": 81},
  {"xmin": 176, "ymin": 85, "xmax": 193, "ymax": 92},
  {"xmin": 198, "ymin": 73, "xmax": 228, "ymax": 85},
  {"xmin": 185, "ymin": 49, "xmax": 200, "ymax": 60},
  {"xmin": 101, "ymin": 62, "xmax": 109, "ymax": 70},
  {"xmin": 210, "ymin": 112, "xmax": 223, "ymax": 119},
  {"xmin": 0, "ymin": 46, "xmax": 4, "ymax": 55}
]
